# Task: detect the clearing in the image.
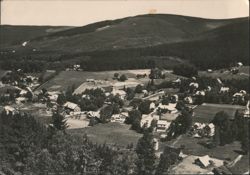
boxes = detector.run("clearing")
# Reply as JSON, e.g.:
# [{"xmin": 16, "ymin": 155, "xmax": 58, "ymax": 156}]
[
  {"xmin": 68, "ymin": 122, "xmax": 142, "ymax": 148},
  {"xmin": 199, "ymin": 66, "xmax": 249, "ymax": 80},
  {"xmin": 193, "ymin": 103, "xmax": 246, "ymax": 123}
]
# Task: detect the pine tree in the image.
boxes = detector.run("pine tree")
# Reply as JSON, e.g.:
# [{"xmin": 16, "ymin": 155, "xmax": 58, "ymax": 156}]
[
  {"xmin": 52, "ymin": 111, "xmax": 68, "ymax": 131},
  {"xmin": 135, "ymin": 130, "xmax": 156, "ymax": 175}
]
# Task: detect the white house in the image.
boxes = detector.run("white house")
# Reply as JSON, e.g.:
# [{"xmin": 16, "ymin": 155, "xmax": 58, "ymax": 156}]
[
  {"xmin": 184, "ymin": 96, "xmax": 193, "ymax": 104},
  {"xmin": 207, "ymin": 69, "xmax": 213, "ymax": 73},
  {"xmin": 63, "ymin": 102, "xmax": 81, "ymax": 112},
  {"xmin": 150, "ymin": 102, "xmax": 156, "ymax": 110},
  {"xmin": 156, "ymin": 120, "xmax": 170, "ymax": 132},
  {"xmin": 207, "ymin": 123, "xmax": 215, "ymax": 137},
  {"xmin": 237, "ymin": 62, "xmax": 243, "ymax": 67},
  {"xmin": 189, "ymin": 82, "xmax": 199, "ymax": 89},
  {"xmin": 220, "ymin": 87, "xmax": 230, "ymax": 93}
]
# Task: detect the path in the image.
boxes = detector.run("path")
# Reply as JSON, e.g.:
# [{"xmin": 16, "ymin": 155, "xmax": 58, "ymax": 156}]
[
  {"xmin": 227, "ymin": 155, "xmax": 243, "ymax": 168},
  {"xmin": 172, "ymin": 135, "xmax": 183, "ymax": 146}
]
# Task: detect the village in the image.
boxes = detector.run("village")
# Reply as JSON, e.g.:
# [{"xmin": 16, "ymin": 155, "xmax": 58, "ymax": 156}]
[{"xmin": 0, "ymin": 61, "xmax": 249, "ymax": 175}]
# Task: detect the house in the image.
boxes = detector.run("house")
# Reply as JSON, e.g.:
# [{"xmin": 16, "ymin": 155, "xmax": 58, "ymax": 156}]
[
  {"xmin": 86, "ymin": 79, "xmax": 95, "ymax": 82},
  {"xmin": 208, "ymin": 123, "xmax": 215, "ymax": 136},
  {"xmin": 206, "ymin": 86, "xmax": 212, "ymax": 92},
  {"xmin": 4, "ymin": 106, "xmax": 17, "ymax": 115},
  {"xmin": 150, "ymin": 102, "xmax": 156, "ymax": 110},
  {"xmin": 111, "ymin": 113, "xmax": 126, "ymax": 123},
  {"xmin": 63, "ymin": 102, "xmax": 81, "ymax": 112},
  {"xmin": 172, "ymin": 78, "xmax": 181, "ymax": 86},
  {"xmin": 142, "ymin": 89, "xmax": 148, "ymax": 95},
  {"xmin": 15, "ymin": 97, "xmax": 28, "ymax": 104},
  {"xmin": 189, "ymin": 82, "xmax": 199, "ymax": 89},
  {"xmin": 156, "ymin": 120, "xmax": 170, "ymax": 132},
  {"xmin": 120, "ymin": 112, "xmax": 129, "ymax": 118},
  {"xmin": 184, "ymin": 96, "xmax": 193, "ymax": 104},
  {"xmin": 207, "ymin": 69, "xmax": 213, "ymax": 73},
  {"xmin": 237, "ymin": 62, "xmax": 243, "ymax": 67},
  {"xmin": 157, "ymin": 103, "xmax": 178, "ymax": 114},
  {"xmin": 111, "ymin": 89, "xmax": 126, "ymax": 99},
  {"xmin": 87, "ymin": 111, "xmax": 100, "ymax": 118},
  {"xmin": 195, "ymin": 91, "xmax": 205, "ymax": 96},
  {"xmin": 194, "ymin": 155, "xmax": 213, "ymax": 168},
  {"xmin": 220, "ymin": 87, "xmax": 230, "ymax": 93},
  {"xmin": 19, "ymin": 89, "xmax": 28, "ymax": 96}
]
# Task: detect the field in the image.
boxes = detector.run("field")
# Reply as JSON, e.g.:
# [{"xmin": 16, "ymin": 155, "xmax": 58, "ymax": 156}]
[
  {"xmin": 36, "ymin": 70, "xmax": 150, "ymax": 92},
  {"xmin": 199, "ymin": 66, "xmax": 249, "ymax": 80},
  {"xmin": 68, "ymin": 122, "xmax": 142, "ymax": 148},
  {"xmin": 167, "ymin": 134, "xmax": 242, "ymax": 161},
  {"xmin": 36, "ymin": 69, "xmax": 183, "ymax": 92},
  {"xmin": 193, "ymin": 103, "xmax": 246, "ymax": 123}
]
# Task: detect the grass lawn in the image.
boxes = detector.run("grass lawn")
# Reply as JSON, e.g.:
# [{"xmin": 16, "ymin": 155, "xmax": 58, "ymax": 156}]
[
  {"xmin": 68, "ymin": 122, "xmax": 142, "ymax": 148},
  {"xmin": 166, "ymin": 134, "xmax": 242, "ymax": 161},
  {"xmin": 193, "ymin": 103, "xmax": 246, "ymax": 123}
]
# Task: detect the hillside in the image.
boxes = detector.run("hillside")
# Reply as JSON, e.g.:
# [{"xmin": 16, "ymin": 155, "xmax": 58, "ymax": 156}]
[
  {"xmin": 2, "ymin": 14, "xmax": 246, "ymax": 53},
  {"xmin": 0, "ymin": 14, "xmax": 248, "ymax": 71},
  {"xmin": 0, "ymin": 25, "xmax": 73, "ymax": 48}
]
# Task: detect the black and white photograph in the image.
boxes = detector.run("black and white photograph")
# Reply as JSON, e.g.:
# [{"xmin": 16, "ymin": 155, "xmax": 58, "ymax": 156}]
[{"xmin": 0, "ymin": 0, "xmax": 249, "ymax": 174}]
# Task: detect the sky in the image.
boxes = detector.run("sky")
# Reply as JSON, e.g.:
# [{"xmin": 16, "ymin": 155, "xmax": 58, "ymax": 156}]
[{"xmin": 1, "ymin": 0, "xmax": 249, "ymax": 26}]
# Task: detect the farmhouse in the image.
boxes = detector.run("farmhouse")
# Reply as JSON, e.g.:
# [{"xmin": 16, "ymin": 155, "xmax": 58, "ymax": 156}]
[
  {"xmin": 4, "ymin": 106, "xmax": 17, "ymax": 115},
  {"xmin": 63, "ymin": 102, "xmax": 81, "ymax": 112},
  {"xmin": 194, "ymin": 155, "xmax": 213, "ymax": 168},
  {"xmin": 111, "ymin": 89, "xmax": 126, "ymax": 99}
]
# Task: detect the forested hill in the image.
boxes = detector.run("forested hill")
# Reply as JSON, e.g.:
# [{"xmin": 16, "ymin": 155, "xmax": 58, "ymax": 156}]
[
  {"xmin": 0, "ymin": 25, "xmax": 73, "ymax": 48},
  {"xmin": 0, "ymin": 14, "xmax": 249, "ymax": 71}
]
